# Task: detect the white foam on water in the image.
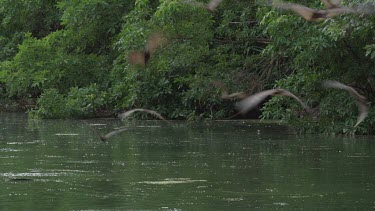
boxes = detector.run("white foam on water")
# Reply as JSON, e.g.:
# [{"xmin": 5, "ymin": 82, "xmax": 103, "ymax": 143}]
[
  {"xmin": 54, "ymin": 133, "xmax": 80, "ymax": 136},
  {"xmin": 139, "ymin": 178, "xmax": 207, "ymax": 185}
]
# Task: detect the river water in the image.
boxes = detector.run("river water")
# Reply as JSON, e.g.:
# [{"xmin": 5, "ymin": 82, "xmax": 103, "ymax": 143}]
[{"xmin": 0, "ymin": 112, "xmax": 375, "ymax": 210}]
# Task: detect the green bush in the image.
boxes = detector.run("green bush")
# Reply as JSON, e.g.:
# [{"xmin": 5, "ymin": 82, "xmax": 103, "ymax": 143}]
[
  {"xmin": 66, "ymin": 85, "xmax": 109, "ymax": 118},
  {"xmin": 29, "ymin": 89, "xmax": 68, "ymax": 119},
  {"xmin": 30, "ymin": 85, "xmax": 109, "ymax": 119},
  {"xmin": 2, "ymin": 33, "xmax": 110, "ymax": 97}
]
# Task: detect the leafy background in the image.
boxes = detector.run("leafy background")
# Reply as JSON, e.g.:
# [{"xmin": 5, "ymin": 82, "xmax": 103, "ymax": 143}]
[{"xmin": 0, "ymin": 0, "xmax": 374, "ymax": 134}]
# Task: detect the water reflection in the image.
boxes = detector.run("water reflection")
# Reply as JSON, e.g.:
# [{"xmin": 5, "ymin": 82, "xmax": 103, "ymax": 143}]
[{"xmin": 0, "ymin": 112, "xmax": 375, "ymax": 210}]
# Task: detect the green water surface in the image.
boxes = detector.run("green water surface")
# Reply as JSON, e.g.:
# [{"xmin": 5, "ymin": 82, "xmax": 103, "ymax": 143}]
[{"xmin": 0, "ymin": 112, "xmax": 375, "ymax": 210}]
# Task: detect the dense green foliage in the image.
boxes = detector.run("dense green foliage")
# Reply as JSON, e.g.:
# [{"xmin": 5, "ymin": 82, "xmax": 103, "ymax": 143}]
[
  {"xmin": 258, "ymin": 0, "xmax": 375, "ymax": 134},
  {"xmin": 0, "ymin": 0, "xmax": 374, "ymax": 134}
]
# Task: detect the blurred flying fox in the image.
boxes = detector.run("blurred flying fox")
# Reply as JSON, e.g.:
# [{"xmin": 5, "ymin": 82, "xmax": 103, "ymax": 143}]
[
  {"xmin": 212, "ymin": 81, "xmax": 247, "ymax": 100},
  {"xmin": 90, "ymin": 108, "xmax": 166, "ymax": 142},
  {"xmin": 117, "ymin": 108, "xmax": 166, "ymax": 121},
  {"xmin": 322, "ymin": 80, "xmax": 369, "ymax": 127},
  {"xmin": 90, "ymin": 127, "xmax": 128, "ymax": 142},
  {"xmin": 271, "ymin": 0, "xmax": 374, "ymax": 21},
  {"xmin": 128, "ymin": 32, "xmax": 165, "ymax": 67},
  {"xmin": 182, "ymin": 0, "xmax": 223, "ymax": 12},
  {"xmin": 321, "ymin": 0, "xmax": 341, "ymax": 9},
  {"xmin": 236, "ymin": 88, "xmax": 311, "ymax": 114}
]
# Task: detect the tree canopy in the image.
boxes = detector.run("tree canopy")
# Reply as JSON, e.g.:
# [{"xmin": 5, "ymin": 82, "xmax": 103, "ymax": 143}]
[{"xmin": 0, "ymin": 0, "xmax": 374, "ymax": 134}]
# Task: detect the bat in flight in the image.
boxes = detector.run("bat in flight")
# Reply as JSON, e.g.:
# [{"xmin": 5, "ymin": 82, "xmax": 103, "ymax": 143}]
[
  {"xmin": 182, "ymin": 0, "xmax": 223, "ymax": 12},
  {"xmin": 89, "ymin": 108, "xmax": 166, "ymax": 142},
  {"xmin": 321, "ymin": 0, "xmax": 341, "ymax": 9},
  {"xmin": 236, "ymin": 88, "xmax": 310, "ymax": 114},
  {"xmin": 89, "ymin": 126, "xmax": 128, "ymax": 142},
  {"xmin": 212, "ymin": 81, "xmax": 247, "ymax": 100},
  {"xmin": 128, "ymin": 32, "xmax": 165, "ymax": 67},
  {"xmin": 271, "ymin": 0, "xmax": 373, "ymax": 21},
  {"xmin": 322, "ymin": 80, "xmax": 369, "ymax": 127},
  {"xmin": 117, "ymin": 108, "xmax": 166, "ymax": 121}
]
